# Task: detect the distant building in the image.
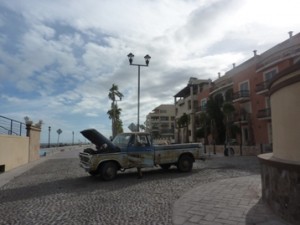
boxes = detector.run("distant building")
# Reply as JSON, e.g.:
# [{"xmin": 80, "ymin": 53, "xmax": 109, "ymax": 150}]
[
  {"xmin": 174, "ymin": 77, "xmax": 211, "ymax": 143},
  {"xmin": 145, "ymin": 104, "xmax": 175, "ymax": 139}
]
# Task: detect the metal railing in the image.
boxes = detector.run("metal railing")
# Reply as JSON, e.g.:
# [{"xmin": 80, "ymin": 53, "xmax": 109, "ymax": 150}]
[
  {"xmin": 233, "ymin": 90, "xmax": 250, "ymax": 100},
  {"xmin": 255, "ymin": 80, "xmax": 271, "ymax": 93},
  {"xmin": 0, "ymin": 116, "xmax": 26, "ymax": 136},
  {"xmin": 257, "ymin": 108, "xmax": 271, "ymax": 119}
]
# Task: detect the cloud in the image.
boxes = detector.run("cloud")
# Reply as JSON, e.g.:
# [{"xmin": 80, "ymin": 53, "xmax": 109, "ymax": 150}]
[{"xmin": 1, "ymin": 0, "xmax": 300, "ymax": 142}]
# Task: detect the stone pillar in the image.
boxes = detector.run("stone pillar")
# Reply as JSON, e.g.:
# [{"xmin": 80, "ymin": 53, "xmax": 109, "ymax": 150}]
[
  {"xmin": 258, "ymin": 62, "xmax": 300, "ymax": 224},
  {"xmin": 26, "ymin": 124, "xmax": 42, "ymax": 162}
]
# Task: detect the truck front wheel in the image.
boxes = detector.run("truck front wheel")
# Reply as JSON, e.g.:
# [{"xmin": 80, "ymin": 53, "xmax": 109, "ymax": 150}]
[
  {"xmin": 177, "ymin": 155, "xmax": 193, "ymax": 172},
  {"xmin": 100, "ymin": 162, "xmax": 117, "ymax": 181}
]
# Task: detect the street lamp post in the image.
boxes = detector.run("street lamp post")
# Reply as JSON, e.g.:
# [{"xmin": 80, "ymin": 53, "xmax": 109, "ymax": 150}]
[
  {"xmin": 72, "ymin": 131, "xmax": 74, "ymax": 145},
  {"xmin": 127, "ymin": 53, "xmax": 151, "ymax": 132},
  {"xmin": 48, "ymin": 126, "xmax": 51, "ymax": 148}
]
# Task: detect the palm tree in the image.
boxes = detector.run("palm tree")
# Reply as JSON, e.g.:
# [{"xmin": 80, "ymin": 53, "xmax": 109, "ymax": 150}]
[
  {"xmin": 56, "ymin": 129, "xmax": 62, "ymax": 147},
  {"xmin": 108, "ymin": 84, "xmax": 124, "ymax": 138},
  {"xmin": 107, "ymin": 104, "xmax": 123, "ymax": 134},
  {"xmin": 198, "ymin": 112, "xmax": 210, "ymax": 152},
  {"xmin": 206, "ymin": 97, "xmax": 225, "ymax": 144},
  {"xmin": 222, "ymin": 102, "xmax": 235, "ymax": 147}
]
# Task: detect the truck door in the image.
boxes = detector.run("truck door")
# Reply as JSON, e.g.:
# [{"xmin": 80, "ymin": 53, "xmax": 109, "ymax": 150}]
[{"xmin": 127, "ymin": 134, "xmax": 154, "ymax": 168}]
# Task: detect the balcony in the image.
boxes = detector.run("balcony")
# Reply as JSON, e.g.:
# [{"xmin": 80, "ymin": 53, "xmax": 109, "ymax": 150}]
[
  {"xmin": 151, "ymin": 126, "xmax": 159, "ymax": 131},
  {"xmin": 234, "ymin": 112, "xmax": 250, "ymax": 124},
  {"xmin": 232, "ymin": 90, "xmax": 250, "ymax": 103},
  {"xmin": 255, "ymin": 80, "xmax": 271, "ymax": 95},
  {"xmin": 257, "ymin": 108, "xmax": 271, "ymax": 120},
  {"xmin": 209, "ymin": 78, "xmax": 233, "ymax": 95}
]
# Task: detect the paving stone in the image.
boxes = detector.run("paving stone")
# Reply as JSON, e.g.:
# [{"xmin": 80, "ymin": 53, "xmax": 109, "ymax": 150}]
[{"xmin": 0, "ymin": 150, "xmax": 289, "ymax": 225}]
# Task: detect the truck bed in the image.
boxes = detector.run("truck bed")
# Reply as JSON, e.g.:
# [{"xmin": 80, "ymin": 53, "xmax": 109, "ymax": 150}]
[{"xmin": 154, "ymin": 143, "xmax": 200, "ymax": 151}]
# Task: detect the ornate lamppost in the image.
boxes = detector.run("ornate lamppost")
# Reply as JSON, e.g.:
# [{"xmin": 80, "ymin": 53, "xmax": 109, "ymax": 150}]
[{"xmin": 127, "ymin": 53, "xmax": 151, "ymax": 131}]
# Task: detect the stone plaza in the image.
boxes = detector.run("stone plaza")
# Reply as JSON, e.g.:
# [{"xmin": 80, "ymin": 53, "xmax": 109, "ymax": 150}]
[{"xmin": 0, "ymin": 147, "xmax": 289, "ymax": 225}]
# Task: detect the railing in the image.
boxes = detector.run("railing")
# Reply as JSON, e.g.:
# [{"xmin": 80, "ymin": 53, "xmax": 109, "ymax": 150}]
[
  {"xmin": 256, "ymin": 44, "xmax": 300, "ymax": 70},
  {"xmin": 234, "ymin": 112, "xmax": 250, "ymax": 123},
  {"xmin": 232, "ymin": 90, "xmax": 250, "ymax": 101},
  {"xmin": 0, "ymin": 116, "xmax": 26, "ymax": 136},
  {"xmin": 209, "ymin": 78, "xmax": 233, "ymax": 94},
  {"xmin": 255, "ymin": 80, "xmax": 271, "ymax": 93},
  {"xmin": 257, "ymin": 108, "xmax": 271, "ymax": 119}
]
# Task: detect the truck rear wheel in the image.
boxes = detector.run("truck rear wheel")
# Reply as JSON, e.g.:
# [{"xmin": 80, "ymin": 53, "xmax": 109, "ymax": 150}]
[
  {"xmin": 177, "ymin": 155, "xmax": 193, "ymax": 172},
  {"xmin": 101, "ymin": 162, "xmax": 117, "ymax": 181}
]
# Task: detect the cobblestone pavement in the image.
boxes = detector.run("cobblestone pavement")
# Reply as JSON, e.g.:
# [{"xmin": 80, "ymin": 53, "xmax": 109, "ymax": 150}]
[{"xmin": 0, "ymin": 149, "xmax": 265, "ymax": 225}]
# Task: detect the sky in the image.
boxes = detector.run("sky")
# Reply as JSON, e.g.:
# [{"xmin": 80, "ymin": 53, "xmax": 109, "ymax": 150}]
[{"xmin": 1, "ymin": 0, "xmax": 300, "ymax": 144}]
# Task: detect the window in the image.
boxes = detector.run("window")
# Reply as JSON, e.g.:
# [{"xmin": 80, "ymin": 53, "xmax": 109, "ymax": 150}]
[
  {"xmin": 136, "ymin": 134, "xmax": 151, "ymax": 146},
  {"xmin": 160, "ymin": 116, "xmax": 169, "ymax": 121},
  {"xmin": 239, "ymin": 81, "xmax": 249, "ymax": 97},
  {"xmin": 264, "ymin": 68, "xmax": 277, "ymax": 81},
  {"xmin": 201, "ymin": 98, "xmax": 207, "ymax": 111},
  {"xmin": 240, "ymin": 81, "xmax": 249, "ymax": 91}
]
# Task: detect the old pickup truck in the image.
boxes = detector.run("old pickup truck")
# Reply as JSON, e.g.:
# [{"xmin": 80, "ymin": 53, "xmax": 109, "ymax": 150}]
[{"xmin": 79, "ymin": 129, "xmax": 205, "ymax": 180}]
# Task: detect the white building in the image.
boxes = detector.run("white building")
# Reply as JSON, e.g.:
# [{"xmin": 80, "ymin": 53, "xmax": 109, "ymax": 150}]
[{"xmin": 145, "ymin": 104, "xmax": 175, "ymax": 140}]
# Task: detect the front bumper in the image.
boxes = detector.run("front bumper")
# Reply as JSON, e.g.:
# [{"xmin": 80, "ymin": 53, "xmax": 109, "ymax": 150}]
[
  {"xmin": 80, "ymin": 162, "xmax": 92, "ymax": 172},
  {"xmin": 79, "ymin": 152, "xmax": 93, "ymax": 172}
]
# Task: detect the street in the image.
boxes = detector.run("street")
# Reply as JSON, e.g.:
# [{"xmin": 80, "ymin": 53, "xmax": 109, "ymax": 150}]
[{"xmin": 0, "ymin": 147, "xmax": 260, "ymax": 225}]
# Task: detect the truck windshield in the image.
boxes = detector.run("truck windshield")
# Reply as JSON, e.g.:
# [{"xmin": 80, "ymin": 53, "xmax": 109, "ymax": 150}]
[{"xmin": 112, "ymin": 133, "xmax": 132, "ymax": 147}]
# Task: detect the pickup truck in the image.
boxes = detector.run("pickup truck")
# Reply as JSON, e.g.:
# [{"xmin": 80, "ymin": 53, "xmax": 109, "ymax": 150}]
[{"xmin": 79, "ymin": 129, "xmax": 205, "ymax": 180}]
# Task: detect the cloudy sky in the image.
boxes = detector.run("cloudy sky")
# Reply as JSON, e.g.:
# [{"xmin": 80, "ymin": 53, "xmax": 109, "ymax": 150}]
[{"xmin": 1, "ymin": 0, "xmax": 300, "ymax": 144}]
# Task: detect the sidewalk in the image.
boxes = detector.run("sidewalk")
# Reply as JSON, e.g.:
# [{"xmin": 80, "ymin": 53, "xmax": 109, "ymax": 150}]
[
  {"xmin": 0, "ymin": 156, "xmax": 47, "ymax": 188},
  {"xmin": 172, "ymin": 175, "xmax": 290, "ymax": 225},
  {"xmin": 0, "ymin": 146, "xmax": 82, "ymax": 188}
]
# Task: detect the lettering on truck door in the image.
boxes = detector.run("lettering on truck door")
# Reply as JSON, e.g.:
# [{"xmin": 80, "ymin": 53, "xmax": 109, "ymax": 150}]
[{"xmin": 127, "ymin": 134, "xmax": 154, "ymax": 168}]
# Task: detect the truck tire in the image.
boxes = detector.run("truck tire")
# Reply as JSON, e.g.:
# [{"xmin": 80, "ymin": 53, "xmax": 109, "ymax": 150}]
[
  {"xmin": 177, "ymin": 155, "xmax": 193, "ymax": 172},
  {"xmin": 100, "ymin": 162, "xmax": 117, "ymax": 181},
  {"xmin": 160, "ymin": 164, "xmax": 171, "ymax": 170}
]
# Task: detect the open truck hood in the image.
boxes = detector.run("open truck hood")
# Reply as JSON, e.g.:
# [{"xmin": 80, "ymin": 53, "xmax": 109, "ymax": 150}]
[{"xmin": 80, "ymin": 129, "xmax": 116, "ymax": 150}]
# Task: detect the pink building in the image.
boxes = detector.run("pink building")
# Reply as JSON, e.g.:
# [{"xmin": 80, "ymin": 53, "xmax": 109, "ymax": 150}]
[{"xmin": 196, "ymin": 32, "xmax": 300, "ymax": 148}]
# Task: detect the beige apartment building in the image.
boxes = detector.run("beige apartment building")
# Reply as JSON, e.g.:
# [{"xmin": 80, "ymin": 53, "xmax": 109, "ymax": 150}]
[
  {"xmin": 174, "ymin": 77, "xmax": 211, "ymax": 143},
  {"xmin": 145, "ymin": 104, "xmax": 175, "ymax": 139}
]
